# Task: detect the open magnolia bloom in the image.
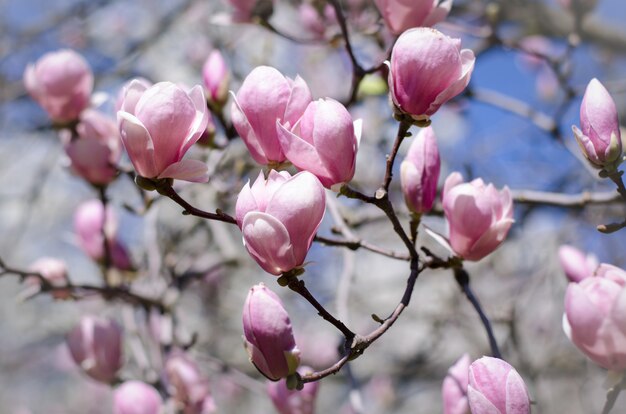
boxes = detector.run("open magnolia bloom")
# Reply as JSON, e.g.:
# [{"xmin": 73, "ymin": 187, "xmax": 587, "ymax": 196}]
[
  {"xmin": 117, "ymin": 80, "xmax": 210, "ymax": 183},
  {"xmin": 442, "ymin": 172, "xmax": 514, "ymax": 261},
  {"xmin": 235, "ymin": 170, "xmax": 325, "ymax": 275},
  {"xmin": 389, "ymin": 27, "xmax": 475, "ymax": 123}
]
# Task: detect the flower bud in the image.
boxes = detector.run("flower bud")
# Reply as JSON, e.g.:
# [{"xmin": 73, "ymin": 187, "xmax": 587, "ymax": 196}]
[
  {"xmin": 400, "ymin": 126, "xmax": 441, "ymax": 214},
  {"xmin": 563, "ymin": 264, "xmax": 626, "ymax": 370},
  {"xmin": 28, "ymin": 257, "xmax": 70, "ymax": 299},
  {"xmin": 231, "ymin": 66, "xmax": 312, "ymax": 165},
  {"xmin": 23, "ymin": 49, "xmax": 93, "ymax": 123},
  {"xmin": 66, "ymin": 315, "xmax": 123, "ymax": 383},
  {"xmin": 74, "ymin": 199, "xmax": 134, "ymax": 271},
  {"xmin": 389, "ymin": 28, "xmax": 475, "ymax": 123},
  {"xmin": 65, "ymin": 109, "xmax": 122, "ymax": 186},
  {"xmin": 202, "ymin": 50, "xmax": 230, "ymax": 106},
  {"xmin": 267, "ymin": 367, "xmax": 319, "ymax": 414},
  {"xmin": 442, "ymin": 354, "xmax": 470, "ymax": 414},
  {"xmin": 236, "ymin": 170, "xmax": 325, "ymax": 275},
  {"xmin": 117, "ymin": 81, "xmax": 210, "ymax": 182},
  {"xmin": 113, "ymin": 381, "xmax": 163, "ymax": 414},
  {"xmin": 442, "ymin": 172, "xmax": 514, "ymax": 261},
  {"xmin": 558, "ymin": 245, "xmax": 598, "ymax": 283},
  {"xmin": 243, "ymin": 283, "xmax": 300, "ymax": 380},
  {"xmin": 467, "ymin": 357, "xmax": 530, "ymax": 414},
  {"xmin": 164, "ymin": 351, "xmax": 216, "ymax": 414},
  {"xmin": 375, "ymin": 0, "xmax": 452, "ymax": 35},
  {"xmin": 572, "ymin": 78, "xmax": 622, "ymax": 171},
  {"xmin": 277, "ymin": 98, "xmax": 361, "ymax": 190}
]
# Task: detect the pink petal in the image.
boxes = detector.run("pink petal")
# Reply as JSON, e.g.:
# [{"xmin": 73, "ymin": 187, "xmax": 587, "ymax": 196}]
[{"xmin": 158, "ymin": 159, "xmax": 208, "ymax": 182}]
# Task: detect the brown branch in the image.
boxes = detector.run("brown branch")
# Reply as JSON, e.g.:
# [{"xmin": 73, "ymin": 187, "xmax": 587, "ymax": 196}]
[{"xmin": 314, "ymin": 235, "xmax": 410, "ymax": 261}]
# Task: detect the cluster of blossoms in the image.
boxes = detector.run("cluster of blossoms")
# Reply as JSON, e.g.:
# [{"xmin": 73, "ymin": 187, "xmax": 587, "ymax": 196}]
[{"xmin": 21, "ymin": 0, "xmax": 624, "ymax": 411}]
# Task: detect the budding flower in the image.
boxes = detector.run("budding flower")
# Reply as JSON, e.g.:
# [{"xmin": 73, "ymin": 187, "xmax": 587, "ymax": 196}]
[
  {"xmin": 442, "ymin": 172, "xmax": 514, "ymax": 261},
  {"xmin": 28, "ymin": 257, "xmax": 70, "ymax": 299},
  {"xmin": 572, "ymin": 78, "xmax": 622, "ymax": 171},
  {"xmin": 23, "ymin": 49, "xmax": 93, "ymax": 123},
  {"xmin": 66, "ymin": 316, "xmax": 123, "ymax": 383},
  {"xmin": 267, "ymin": 367, "xmax": 319, "ymax": 414},
  {"xmin": 467, "ymin": 357, "xmax": 530, "ymax": 414},
  {"xmin": 389, "ymin": 28, "xmax": 475, "ymax": 123},
  {"xmin": 441, "ymin": 354, "xmax": 470, "ymax": 414},
  {"xmin": 277, "ymin": 98, "xmax": 361, "ymax": 190},
  {"xmin": 242, "ymin": 284, "xmax": 300, "ymax": 381},
  {"xmin": 164, "ymin": 351, "xmax": 216, "ymax": 414},
  {"xmin": 557, "ymin": 245, "xmax": 598, "ymax": 283},
  {"xmin": 231, "ymin": 66, "xmax": 312, "ymax": 165},
  {"xmin": 113, "ymin": 381, "xmax": 163, "ymax": 414},
  {"xmin": 400, "ymin": 126, "xmax": 441, "ymax": 215},
  {"xmin": 202, "ymin": 50, "xmax": 230, "ymax": 106},
  {"xmin": 375, "ymin": 0, "xmax": 453, "ymax": 35},
  {"xmin": 563, "ymin": 263, "xmax": 626, "ymax": 371},
  {"xmin": 117, "ymin": 81, "xmax": 210, "ymax": 183},
  {"xmin": 65, "ymin": 109, "xmax": 122, "ymax": 186},
  {"xmin": 235, "ymin": 170, "xmax": 325, "ymax": 275}
]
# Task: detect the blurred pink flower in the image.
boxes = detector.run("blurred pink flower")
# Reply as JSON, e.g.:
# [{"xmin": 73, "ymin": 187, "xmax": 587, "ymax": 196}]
[{"xmin": 24, "ymin": 49, "xmax": 93, "ymax": 123}]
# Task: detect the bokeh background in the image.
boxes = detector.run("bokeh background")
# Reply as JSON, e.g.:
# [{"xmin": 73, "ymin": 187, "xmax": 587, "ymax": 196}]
[{"xmin": 2, "ymin": 0, "xmax": 626, "ymax": 412}]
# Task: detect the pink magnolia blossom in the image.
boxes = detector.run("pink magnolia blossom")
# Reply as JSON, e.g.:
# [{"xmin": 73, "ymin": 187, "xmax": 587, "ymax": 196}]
[
  {"xmin": 375, "ymin": 0, "xmax": 453, "ymax": 35},
  {"xmin": 66, "ymin": 316, "xmax": 123, "ymax": 383},
  {"xmin": 400, "ymin": 126, "xmax": 441, "ymax": 214},
  {"xmin": 267, "ymin": 366, "xmax": 319, "ymax": 414},
  {"xmin": 467, "ymin": 357, "xmax": 530, "ymax": 414},
  {"xmin": 113, "ymin": 381, "xmax": 163, "ymax": 414},
  {"xmin": 202, "ymin": 50, "xmax": 230, "ymax": 105},
  {"xmin": 442, "ymin": 354, "xmax": 470, "ymax": 414},
  {"xmin": 298, "ymin": 3, "xmax": 336, "ymax": 39},
  {"xmin": 389, "ymin": 28, "xmax": 475, "ymax": 122},
  {"xmin": 277, "ymin": 98, "xmax": 361, "ymax": 189},
  {"xmin": 563, "ymin": 263, "xmax": 626, "ymax": 370},
  {"xmin": 243, "ymin": 283, "xmax": 300, "ymax": 380},
  {"xmin": 28, "ymin": 257, "xmax": 70, "ymax": 299},
  {"xmin": 65, "ymin": 109, "xmax": 122, "ymax": 186},
  {"xmin": 235, "ymin": 170, "xmax": 325, "ymax": 275},
  {"xmin": 572, "ymin": 78, "xmax": 622, "ymax": 170},
  {"xmin": 164, "ymin": 351, "xmax": 216, "ymax": 414},
  {"xmin": 558, "ymin": 245, "xmax": 598, "ymax": 283},
  {"xmin": 74, "ymin": 199, "xmax": 133, "ymax": 271},
  {"xmin": 118, "ymin": 80, "xmax": 210, "ymax": 182},
  {"xmin": 24, "ymin": 49, "xmax": 93, "ymax": 123},
  {"xmin": 231, "ymin": 66, "xmax": 312, "ymax": 165},
  {"xmin": 442, "ymin": 172, "xmax": 514, "ymax": 261}
]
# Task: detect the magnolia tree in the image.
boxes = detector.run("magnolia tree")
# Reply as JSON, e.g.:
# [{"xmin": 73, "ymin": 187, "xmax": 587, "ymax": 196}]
[{"xmin": 3, "ymin": 0, "xmax": 626, "ymax": 412}]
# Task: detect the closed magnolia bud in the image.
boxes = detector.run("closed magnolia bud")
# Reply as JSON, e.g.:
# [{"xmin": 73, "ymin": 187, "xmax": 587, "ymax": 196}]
[
  {"xmin": 400, "ymin": 126, "xmax": 441, "ymax": 214},
  {"xmin": 236, "ymin": 170, "xmax": 325, "ymax": 275},
  {"xmin": 389, "ymin": 28, "xmax": 475, "ymax": 123},
  {"xmin": 164, "ymin": 351, "xmax": 216, "ymax": 414},
  {"xmin": 118, "ymin": 81, "xmax": 210, "ymax": 183},
  {"xmin": 28, "ymin": 257, "xmax": 70, "ymax": 299},
  {"xmin": 442, "ymin": 172, "xmax": 514, "ymax": 261},
  {"xmin": 375, "ymin": 0, "xmax": 452, "ymax": 35},
  {"xmin": 277, "ymin": 98, "xmax": 361, "ymax": 190},
  {"xmin": 558, "ymin": 245, "xmax": 598, "ymax": 283},
  {"xmin": 243, "ymin": 284, "xmax": 300, "ymax": 381},
  {"xmin": 202, "ymin": 50, "xmax": 230, "ymax": 106},
  {"xmin": 66, "ymin": 109, "xmax": 122, "ymax": 186},
  {"xmin": 442, "ymin": 354, "xmax": 470, "ymax": 414},
  {"xmin": 23, "ymin": 49, "xmax": 93, "ymax": 123},
  {"xmin": 563, "ymin": 263, "xmax": 626, "ymax": 370},
  {"xmin": 572, "ymin": 78, "xmax": 622, "ymax": 171},
  {"xmin": 74, "ymin": 200, "xmax": 133, "ymax": 271},
  {"xmin": 113, "ymin": 381, "xmax": 163, "ymax": 414},
  {"xmin": 267, "ymin": 367, "xmax": 319, "ymax": 414},
  {"xmin": 231, "ymin": 66, "xmax": 312, "ymax": 165},
  {"xmin": 66, "ymin": 315, "xmax": 123, "ymax": 383},
  {"xmin": 467, "ymin": 357, "xmax": 530, "ymax": 414}
]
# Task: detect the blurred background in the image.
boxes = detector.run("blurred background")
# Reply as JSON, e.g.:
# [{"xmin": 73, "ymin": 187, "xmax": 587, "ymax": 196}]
[{"xmin": 2, "ymin": 0, "xmax": 626, "ymax": 412}]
